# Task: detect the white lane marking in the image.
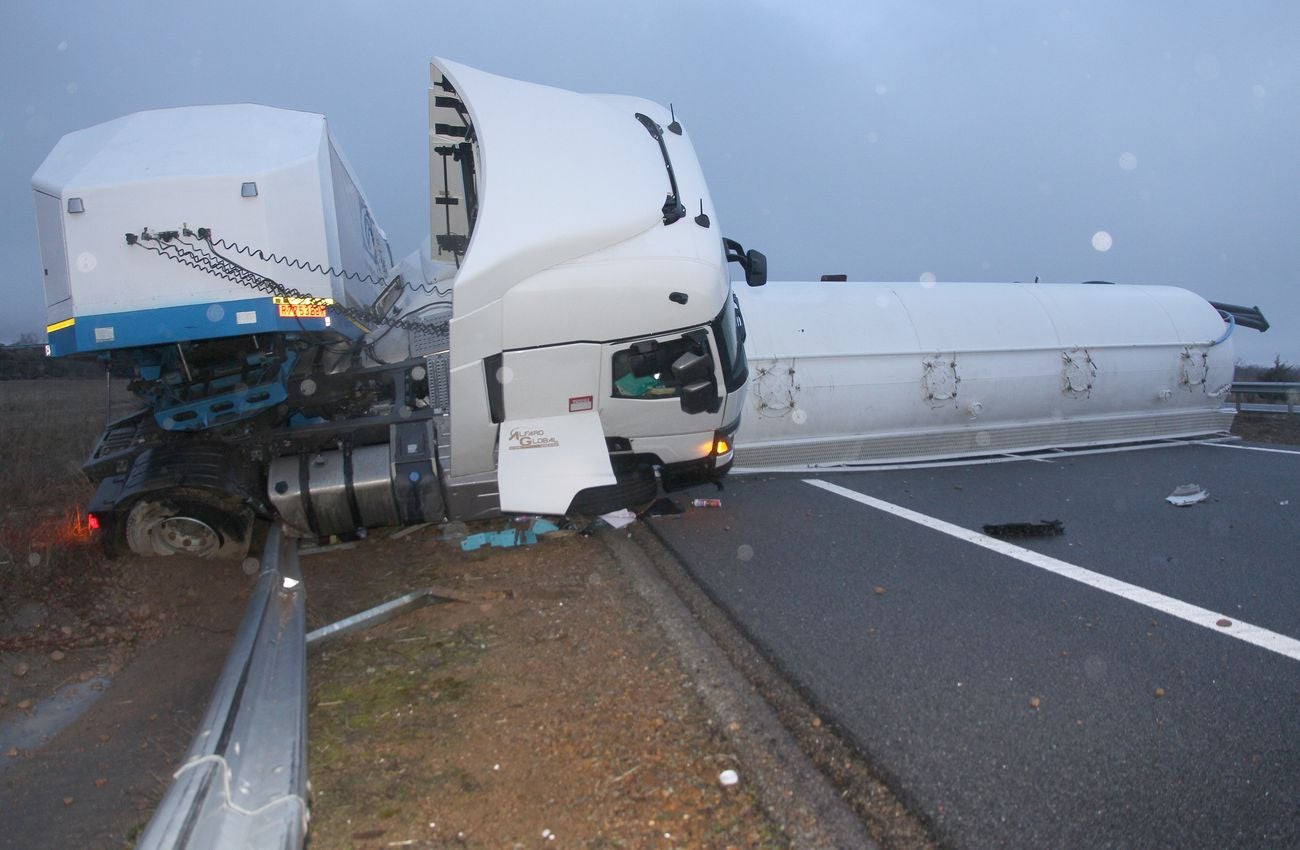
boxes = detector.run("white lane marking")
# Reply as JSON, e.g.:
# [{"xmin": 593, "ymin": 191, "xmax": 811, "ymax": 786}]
[
  {"xmin": 1197, "ymin": 441, "xmax": 1300, "ymax": 457},
  {"xmin": 804, "ymin": 478, "xmax": 1300, "ymax": 663}
]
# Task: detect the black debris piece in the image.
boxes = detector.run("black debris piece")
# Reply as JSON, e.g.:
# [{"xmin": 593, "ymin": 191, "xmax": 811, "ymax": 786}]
[
  {"xmin": 642, "ymin": 497, "xmax": 685, "ymax": 518},
  {"xmin": 982, "ymin": 519, "xmax": 1065, "ymax": 539}
]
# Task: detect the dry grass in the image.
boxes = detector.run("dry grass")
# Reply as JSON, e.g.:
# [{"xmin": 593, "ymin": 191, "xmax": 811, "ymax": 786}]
[{"xmin": 0, "ymin": 378, "xmax": 137, "ymax": 575}]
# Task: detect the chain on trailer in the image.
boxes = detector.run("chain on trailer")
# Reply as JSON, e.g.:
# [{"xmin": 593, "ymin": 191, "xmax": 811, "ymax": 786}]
[{"xmin": 124, "ymin": 228, "xmax": 450, "ymax": 335}]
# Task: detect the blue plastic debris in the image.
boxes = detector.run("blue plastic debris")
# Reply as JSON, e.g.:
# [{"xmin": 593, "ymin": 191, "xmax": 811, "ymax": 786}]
[{"xmin": 461, "ymin": 518, "xmax": 560, "ymax": 551}]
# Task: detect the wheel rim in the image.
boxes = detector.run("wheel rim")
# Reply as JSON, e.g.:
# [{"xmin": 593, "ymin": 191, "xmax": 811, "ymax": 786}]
[
  {"xmin": 153, "ymin": 516, "xmax": 220, "ymax": 556},
  {"xmin": 126, "ymin": 499, "xmax": 232, "ymax": 558}
]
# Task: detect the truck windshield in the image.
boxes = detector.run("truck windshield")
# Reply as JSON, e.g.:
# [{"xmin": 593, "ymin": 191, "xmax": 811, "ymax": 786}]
[{"xmin": 712, "ymin": 292, "xmax": 748, "ymax": 393}]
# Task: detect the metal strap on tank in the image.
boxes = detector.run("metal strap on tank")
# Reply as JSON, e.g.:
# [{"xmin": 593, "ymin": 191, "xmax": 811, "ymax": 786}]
[
  {"xmin": 298, "ymin": 454, "xmax": 319, "ymax": 535},
  {"xmin": 342, "ymin": 445, "xmax": 364, "ymax": 533}
]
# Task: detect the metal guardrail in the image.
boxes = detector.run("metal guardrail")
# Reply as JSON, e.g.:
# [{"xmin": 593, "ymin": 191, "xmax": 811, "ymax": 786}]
[
  {"xmin": 136, "ymin": 525, "xmax": 308, "ymax": 850},
  {"xmin": 306, "ymin": 587, "xmax": 439, "ymax": 650},
  {"xmin": 1230, "ymin": 381, "xmax": 1300, "ymax": 414}
]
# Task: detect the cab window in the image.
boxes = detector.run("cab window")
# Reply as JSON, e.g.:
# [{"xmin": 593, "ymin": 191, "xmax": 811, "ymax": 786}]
[{"xmin": 612, "ymin": 331, "xmax": 712, "ymax": 399}]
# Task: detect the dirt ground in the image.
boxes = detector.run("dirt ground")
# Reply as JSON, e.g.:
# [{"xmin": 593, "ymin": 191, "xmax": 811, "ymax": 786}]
[
  {"xmin": 303, "ymin": 526, "xmax": 791, "ymax": 849},
  {"xmin": 1, "ymin": 408, "xmax": 1295, "ymax": 848}
]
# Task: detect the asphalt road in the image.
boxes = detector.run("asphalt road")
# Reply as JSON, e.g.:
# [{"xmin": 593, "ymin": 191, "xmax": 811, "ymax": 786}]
[{"xmin": 652, "ymin": 441, "xmax": 1300, "ymax": 849}]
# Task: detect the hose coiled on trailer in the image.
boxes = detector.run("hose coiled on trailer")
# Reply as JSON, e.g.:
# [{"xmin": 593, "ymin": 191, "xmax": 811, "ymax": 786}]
[
  {"xmin": 125, "ymin": 228, "xmax": 449, "ymax": 334},
  {"xmin": 205, "ymin": 234, "xmax": 452, "ymax": 297}
]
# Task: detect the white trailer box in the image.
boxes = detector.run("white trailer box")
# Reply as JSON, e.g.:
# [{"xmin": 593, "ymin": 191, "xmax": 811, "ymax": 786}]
[{"xmin": 33, "ymin": 105, "xmax": 389, "ymax": 356}]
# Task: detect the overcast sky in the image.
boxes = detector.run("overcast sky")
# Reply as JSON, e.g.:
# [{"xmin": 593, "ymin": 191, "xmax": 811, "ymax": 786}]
[{"xmin": 2, "ymin": 1, "xmax": 1295, "ymax": 364}]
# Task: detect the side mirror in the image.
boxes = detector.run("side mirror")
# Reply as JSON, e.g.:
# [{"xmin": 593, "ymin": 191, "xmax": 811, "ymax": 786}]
[
  {"xmin": 723, "ymin": 237, "xmax": 768, "ymax": 287},
  {"xmin": 744, "ymin": 249, "xmax": 767, "ymax": 287},
  {"xmin": 679, "ymin": 381, "xmax": 718, "ymax": 415},
  {"xmin": 671, "ymin": 350, "xmax": 713, "ymax": 385}
]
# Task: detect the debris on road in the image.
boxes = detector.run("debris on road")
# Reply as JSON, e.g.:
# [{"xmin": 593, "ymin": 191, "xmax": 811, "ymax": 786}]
[
  {"xmin": 982, "ymin": 519, "xmax": 1065, "ymax": 539},
  {"xmin": 1166, "ymin": 484, "xmax": 1209, "ymax": 506},
  {"xmin": 719, "ymin": 769, "xmax": 740, "ymax": 786},
  {"xmin": 642, "ymin": 497, "xmax": 684, "ymax": 517},
  {"xmin": 692, "ymin": 498, "xmax": 723, "ymax": 508},
  {"xmin": 598, "ymin": 509, "xmax": 637, "ymax": 530},
  {"xmin": 460, "ymin": 518, "xmax": 560, "ymax": 551}
]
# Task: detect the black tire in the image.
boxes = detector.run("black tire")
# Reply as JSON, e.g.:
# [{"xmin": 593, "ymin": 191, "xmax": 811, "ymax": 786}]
[
  {"xmin": 566, "ymin": 466, "xmax": 659, "ymax": 516},
  {"xmin": 123, "ymin": 488, "xmax": 253, "ymax": 560}
]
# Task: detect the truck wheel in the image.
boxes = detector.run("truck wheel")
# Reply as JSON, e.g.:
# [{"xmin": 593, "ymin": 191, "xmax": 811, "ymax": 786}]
[
  {"xmin": 124, "ymin": 493, "xmax": 253, "ymax": 560},
  {"xmin": 566, "ymin": 466, "xmax": 659, "ymax": 516}
]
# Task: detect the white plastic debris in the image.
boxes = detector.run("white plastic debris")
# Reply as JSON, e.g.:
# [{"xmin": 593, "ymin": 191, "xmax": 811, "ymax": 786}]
[
  {"xmin": 1166, "ymin": 484, "xmax": 1208, "ymax": 506},
  {"xmin": 600, "ymin": 509, "xmax": 637, "ymax": 529},
  {"xmin": 718, "ymin": 769, "xmax": 739, "ymax": 787}
]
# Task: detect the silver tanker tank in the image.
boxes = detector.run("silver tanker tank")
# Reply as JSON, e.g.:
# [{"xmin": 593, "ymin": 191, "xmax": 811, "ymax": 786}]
[{"xmin": 732, "ymin": 280, "xmax": 1235, "ymax": 469}]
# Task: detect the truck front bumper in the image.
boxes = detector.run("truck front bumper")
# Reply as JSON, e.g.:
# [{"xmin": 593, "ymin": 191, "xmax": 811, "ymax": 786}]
[{"xmin": 658, "ymin": 423, "xmax": 736, "ymax": 493}]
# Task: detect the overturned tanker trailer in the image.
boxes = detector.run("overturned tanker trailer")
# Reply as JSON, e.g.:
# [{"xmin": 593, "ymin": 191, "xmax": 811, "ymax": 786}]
[{"xmin": 731, "ymin": 280, "xmax": 1264, "ymax": 470}]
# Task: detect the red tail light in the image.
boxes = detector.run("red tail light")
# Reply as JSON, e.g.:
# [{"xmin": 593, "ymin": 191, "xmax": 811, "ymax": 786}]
[{"xmin": 87, "ymin": 513, "xmax": 102, "ymax": 531}]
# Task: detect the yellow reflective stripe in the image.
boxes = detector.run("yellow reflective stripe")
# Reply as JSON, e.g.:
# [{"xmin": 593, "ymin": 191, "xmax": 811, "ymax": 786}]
[{"xmin": 46, "ymin": 318, "xmax": 75, "ymax": 333}]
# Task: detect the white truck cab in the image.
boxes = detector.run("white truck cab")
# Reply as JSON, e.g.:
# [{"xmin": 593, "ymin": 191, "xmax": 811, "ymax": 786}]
[{"xmin": 393, "ymin": 59, "xmax": 764, "ymax": 518}]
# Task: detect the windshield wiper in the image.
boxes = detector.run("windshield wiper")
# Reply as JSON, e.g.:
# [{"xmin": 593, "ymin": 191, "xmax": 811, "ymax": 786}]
[{"xmin": 635, "ymin": 113, "xmax": 687, "ymax": 225}]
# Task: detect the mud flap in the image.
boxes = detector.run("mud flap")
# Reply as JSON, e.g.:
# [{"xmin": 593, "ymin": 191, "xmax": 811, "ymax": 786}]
[{"xmin": 497, "ymin": 412, "xmax": 616, "ymax": 515}]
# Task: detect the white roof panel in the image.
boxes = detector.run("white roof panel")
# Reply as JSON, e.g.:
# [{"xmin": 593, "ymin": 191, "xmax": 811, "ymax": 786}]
[
  {"xmin": 33, "ymin": 104, "xmax": 326, "ymax": 194},
  {"xmin": 431, "ymin": 58, "xmax": 668, "ymax": 316}
]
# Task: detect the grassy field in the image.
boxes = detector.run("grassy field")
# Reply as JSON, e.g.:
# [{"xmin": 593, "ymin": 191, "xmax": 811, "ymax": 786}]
[{"xmin": 0, "ymin": 378, "xmax": 137, "ymax": 571}]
